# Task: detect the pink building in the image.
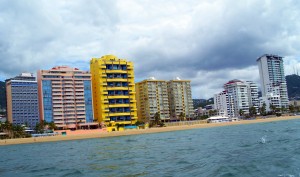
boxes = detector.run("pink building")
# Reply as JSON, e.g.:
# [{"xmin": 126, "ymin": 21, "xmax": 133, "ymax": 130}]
[{"xmin": 37, "ymin": 66, "xmax": 94, "ymax": 129}]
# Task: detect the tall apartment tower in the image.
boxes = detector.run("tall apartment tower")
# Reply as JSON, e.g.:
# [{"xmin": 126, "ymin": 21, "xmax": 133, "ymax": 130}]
[
  {"xmin": 37, "ymin": 66, "xmax": 93, "ymax": 129},
  {"xmin": 257, "ymin": 54, "xmax": 289, "ymax": 109},
  {"xmin": 90, "ymin": 55, "xmax": 138, "ymax": 126},
  {"xmin": 224, "ymin": 80, "xmax": 251, "ymax": 116},
  {"xmin": 136, "ymin": 77, "xmax": 170, "ymax": 122},
  {"xmin": 246, "ymin": 81, "xmax": 259, "ymax": 111},
  {"xmin": 167, "ymin": 78, "xmax": 194, "ymax": 120},
  {"xmin": 214, "ymin": 91, "xmax": 235, "ymax": 117},
  {"xmin": 6, "ymin": 73, "xmax": 39, "ymax": 129}
]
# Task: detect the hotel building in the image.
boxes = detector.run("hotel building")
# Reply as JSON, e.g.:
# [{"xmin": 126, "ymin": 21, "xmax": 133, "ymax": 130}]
[
  {"xmin": 37, "ymin": 66, "xmax": 93, "ymax": 129},
  {"xmin": 214, "ymin": 91, "xmax": 235, "ymax": 117},
  {"xmin": 257, "ymin": 54, "xmax": 289, "ymax": 110},
  {"xmin": 224, "ymin": 79, "xmax": 251, "ymax": 116},
  {"xmin": 167, "ymin": 78, "xmax": 194, "ymax": 120},
  {"xmin": 136, "ymin": 77, "xmax": 170, "ymax": 122},
  {"xmin": 6, "ymin": 73, "xmax": 39, "ymax": 129},
  {"xmin": 214, "ymin": 80, "xmax": 259, "ymax": 117},
  {"xmin": 90, "ymin": 55, "xmax": 138, "ymax": 126}
]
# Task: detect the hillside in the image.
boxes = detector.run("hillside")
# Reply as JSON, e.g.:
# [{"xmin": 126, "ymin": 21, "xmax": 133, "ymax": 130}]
[
  {"xmin": 0, "ymin": 81, "xmax": 5, "ymax": 110},
  {"xmin": 286, "ymin": 74, "xmax": 300, "ymax": 100}
]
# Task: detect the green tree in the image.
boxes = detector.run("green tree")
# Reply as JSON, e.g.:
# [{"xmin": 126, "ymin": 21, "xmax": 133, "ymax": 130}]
[
  {"xmin": 289, "ymin": 105, "xmax": 295, "ymax": 113},
  {"xmin": 154, "ymin": 112, "xmax": 161, "ymax": 125},
  {"xmin": 179, "ymin": 112, "xmax": 185, "ymax": 121},
  {"xmin": 260, "ymin": 103, "xmax": 267, "ymax": 116},
  {"xmin": 269, "ymin": 104, "xmax": 276, "ymax": 115},
  {"xmin": 249, "ymin": 106, "xmax": 257, "ymax": 117},
  {"xmin": 48, "ymin": 121, "xmax": 57, "ymax": 131},
  {"xmin": 239, "ymin": 109, "xmax": 244, "ymax": 116},
  {"xmin": 281, "ymin": 106, "xmax": 286, "ymax": 113}
]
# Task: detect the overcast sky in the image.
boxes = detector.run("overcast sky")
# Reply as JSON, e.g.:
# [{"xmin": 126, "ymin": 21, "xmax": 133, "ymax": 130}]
[{"xmin": 1, "ymin": 0, "xmax": 300, "ymax": 98}]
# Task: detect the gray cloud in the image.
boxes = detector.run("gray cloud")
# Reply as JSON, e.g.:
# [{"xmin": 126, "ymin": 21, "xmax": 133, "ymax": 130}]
[{"xmin": 0, "ymin": 0, "xmax": 300, "ymax": 98}]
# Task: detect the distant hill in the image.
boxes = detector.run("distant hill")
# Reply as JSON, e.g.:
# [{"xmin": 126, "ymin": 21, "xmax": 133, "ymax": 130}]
[
  {"xmin": 0, "ymin": 81, "xmax": 6, "ymax": 110},
  {"xmin": 193, "ymin": 98, "xmax": 214, "ymax": 109},
  {"xmin": 286, "ymin": 74, "xmax": 300, "ymax": 100}
]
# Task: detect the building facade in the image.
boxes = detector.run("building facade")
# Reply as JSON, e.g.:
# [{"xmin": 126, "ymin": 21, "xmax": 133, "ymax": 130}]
[
  {"xmin": 37, "ymin": 66, "xmax": 93, "ymax": 129},
  {"xmin": 90, "ymin": 55, "xmax": 138, "ymax": 126},
  {"xmin": 6, "ymin": 73, "xmax": 39, "ymax": 129},
  {"xmin": 136, "ymin": 77, "xmax": 170, "ymax": 122},
  {"xmin": 257, "ymin": 54, "xmax": 289, "ymax": 109},
  {"xmin": 167, "ymin": 78, "xmax": 194, "ymax": 120},
  {"xmin": 214, "ymin": 80, "xmax": 259, "ymax": 117},
  {"xmin": 246, "ymin": 81, "xmax": 259, "ymax": 112},
  {"xmin": 224, "ymin": 79, "xmax": 251, "ymax": 116},
  {"xmin": 214, "ymin": 91, "xmax": 235, "ymax": 117}
]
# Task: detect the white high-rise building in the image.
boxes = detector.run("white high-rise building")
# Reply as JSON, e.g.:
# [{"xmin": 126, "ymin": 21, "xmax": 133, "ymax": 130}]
[
  {"xmin": 224, "ymin": 80, "xmax": 250, "ymax": 116},
  {"xmin": 257, "ymin": 54, "xmax": 289, "ymax": 110},
  {"xmin": 214, "ymin": 91, "xmax": 235, "ymax": 117},
  {"xmin": 246, "ymin": 81, "xmax": 259, "ymax": 111},
  {"xmin": 214, "ymin": 80, "xmax": 259, "ymax": 117}
]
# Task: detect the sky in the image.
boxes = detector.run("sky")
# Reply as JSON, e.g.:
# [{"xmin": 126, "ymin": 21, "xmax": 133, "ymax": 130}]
[{"xmin": 1, "ymin": 0, "xmax": 300, "ymax": 99}]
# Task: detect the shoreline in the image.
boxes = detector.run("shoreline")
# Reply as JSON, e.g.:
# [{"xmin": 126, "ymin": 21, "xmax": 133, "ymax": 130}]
[{"xmin": 1, "ymin": 116, "xmax": 300, "ymax": 146}]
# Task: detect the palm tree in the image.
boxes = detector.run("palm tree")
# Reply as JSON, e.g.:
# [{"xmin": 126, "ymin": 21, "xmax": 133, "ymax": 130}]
[
  {"xmin": 289, "ymin": 105, "xmax": 295, "ymax": 113},
  {"xmin": 179, "ymin": 112, "xmax": 185, "ymax": 121},
  {"xmin": 260, "ymin": 103, "xmax": 266, "ymax": 116},
  {"xmin": 239, "ymin": 109, "xmax": 244, "ymax": 116},
  {"xmin": 249, "ymin": 106, "xmax": 257, "ymax": 117},
  {"xmin": 48, "ymin": 121, "xmax": 57, "ymax": 131},
  {"xmin": 154, "ymin": 112, "xmax": 161, "ymax": 125},
  {"xmin": 269, "ymin": 104, "xmax": 276, "ymax": 115}
]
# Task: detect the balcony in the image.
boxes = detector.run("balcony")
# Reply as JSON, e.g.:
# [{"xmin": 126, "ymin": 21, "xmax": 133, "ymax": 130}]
[
  {"xmin": 130, "ymin": 99, "xmax": 137, "ymax": 103},
  {"xmin": 127, "ymin": 66, "xmax": 133, "ymax": 70},
  {"xmin": 107, "ymin": 95, "xmax": 130, "ymax": 99},
  {"xmin": 109, "ymin": 112, "xmax": 131, "ymax": 116},
  {"xmin": 105, "ymin": 70, "xmax": 127, "ymax": 74},
  {"xmin": 102, "ymin": 109, "xmax": 109, "ymax": 113},
  {"xmin": 108, "ymin": 104, "xmax": 130, "ymax": 108},
  {"xmin": 53, "ymin": 100, "xmax": 63, "ymax": 104},
  {"xmin": 106, "ymin": 78, "xmax": 128, "ymax": 82},
  {"xmin": 106, "ymin": 87, "xmax": 128, "ymax": 90}
]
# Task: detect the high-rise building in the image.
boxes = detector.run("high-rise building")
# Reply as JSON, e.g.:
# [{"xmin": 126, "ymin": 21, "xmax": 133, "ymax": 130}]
[
  {"xmin": 214, "ymin": 80, "xmax": 259, "ymax": 117},
  {"xmin": 246, "ymin": 81, "xmax": 259, "ymax": 111},
  {"xmin": 37, "ymin": 66, "xmax": 93, "ymax": 129},
  {"xmin": 136, "ymin": 77, "xmax": 170, "ymax": 122},
  {"xmin": 6, "ymin": 73, "xmax": 39, "ymax": 129},
  {"xmin": 224, "ymin": 79, "xmax": 250, "ymax": 116},
  {"xmin": 167, "ymin": 78, "xmax": 194, "ymax": 120},
  {"xmin": 90, "ymin": 55, "xmax": 138, "ymax": 126},
  {"xmin": 214, "ymin": 91, "xmax": 235, "ymax": 117},
  {"xmin": 257, "ymin": 54, "xmax": 289, "ymax": 109}
]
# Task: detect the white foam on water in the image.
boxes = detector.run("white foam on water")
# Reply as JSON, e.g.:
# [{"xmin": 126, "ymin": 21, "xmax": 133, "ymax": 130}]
[{"xmin": 261, "ymin": 135, "xmax": 267, "ymax": 144}]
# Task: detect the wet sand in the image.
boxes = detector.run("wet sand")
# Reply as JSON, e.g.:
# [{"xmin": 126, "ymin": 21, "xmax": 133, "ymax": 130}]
[{"xmin": 1, "ymin": 116, "xmax": 299, "ymax": 146}]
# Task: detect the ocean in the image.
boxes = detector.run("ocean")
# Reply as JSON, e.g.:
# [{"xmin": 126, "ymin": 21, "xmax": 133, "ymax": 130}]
[{"xmin": 1, "ymin": 119, "xmax": 300, "ymax": 177}]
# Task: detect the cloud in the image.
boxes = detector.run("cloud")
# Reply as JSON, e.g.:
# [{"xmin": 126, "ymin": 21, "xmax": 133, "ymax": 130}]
[{"xmin": 0, "ymin": 0, "xmax": 300, "ymax": 98}]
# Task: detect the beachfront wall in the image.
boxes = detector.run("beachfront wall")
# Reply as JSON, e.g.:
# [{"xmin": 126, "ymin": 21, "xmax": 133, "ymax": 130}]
[
  {"xmin": 90, "ymin": 55, "xmax": 138, "ymax": 126},
  {"xmin": 164, "ymin": 120, "xmax": 207, "ymax": 127},
  {"xmin": 37, "ymin": 66, "xmax": 93, "ymax": 129}
]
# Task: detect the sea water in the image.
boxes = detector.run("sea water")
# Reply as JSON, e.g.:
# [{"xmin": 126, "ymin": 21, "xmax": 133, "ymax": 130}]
[{"xmin": 1, "ymin": 119, "xmax": 300, "ymax": 177}]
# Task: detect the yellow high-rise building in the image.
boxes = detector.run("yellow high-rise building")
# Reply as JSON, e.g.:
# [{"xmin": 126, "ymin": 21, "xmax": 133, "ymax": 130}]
[
  {"xmin": 136, "ymin": 78, "xmax": 170, "ymax": 123},
  {"xmin": 90, "ymin": 55, "xmax": 138, "ymax": 127}
]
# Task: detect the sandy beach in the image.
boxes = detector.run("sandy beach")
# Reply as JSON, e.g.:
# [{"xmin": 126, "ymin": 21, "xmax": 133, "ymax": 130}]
[{"xmin": 1, "ymin": 116, "xmax": 299, "ymax": 146}]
